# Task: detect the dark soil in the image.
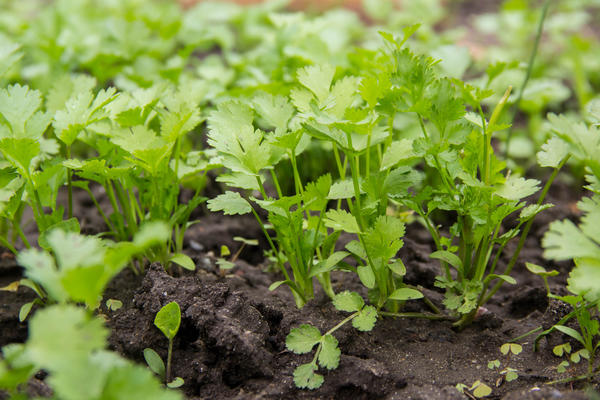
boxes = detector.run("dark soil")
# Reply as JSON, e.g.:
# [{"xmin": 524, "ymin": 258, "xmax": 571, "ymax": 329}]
[{"xmin": 1, "ymin": 176, "xmax": 598, "ymax": 400}]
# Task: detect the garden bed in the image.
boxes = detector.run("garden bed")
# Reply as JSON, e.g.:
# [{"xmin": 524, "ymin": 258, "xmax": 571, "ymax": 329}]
[{"xmin": 1, "ymin": 181, "xmax": 592, "ymax": 400}]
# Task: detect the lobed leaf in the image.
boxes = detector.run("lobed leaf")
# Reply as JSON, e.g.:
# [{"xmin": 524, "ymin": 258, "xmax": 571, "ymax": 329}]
[{"xmin": 286, "ymin": 325, "xmax": 322, "ymax": 354}]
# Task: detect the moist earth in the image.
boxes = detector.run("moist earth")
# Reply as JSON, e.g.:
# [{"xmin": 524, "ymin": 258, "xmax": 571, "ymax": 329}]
[{"xmin": 0, "ymin": 181, "xmax": 597, "ymax": 399}]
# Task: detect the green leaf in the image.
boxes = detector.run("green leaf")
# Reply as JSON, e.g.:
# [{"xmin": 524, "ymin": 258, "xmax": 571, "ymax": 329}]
[
  {"xmin": 309, "ymin": 251, "xmax": 349, "ymax": 277},
  {"xmin": 0, "ymin": 138, "xmax": 39, "ymax": 177},
  {"xmin": 327, "ymin": 179, "xmax": 359, "ymax": 200},
  {"xmin": 324, "ymin": 209, "xmax": 360, "ymax": 233},
  {"xmin": 471, "ymin": 381, "xmax": 492, "ymax": 398},
  {"xmin": 105, "ymin": 299, "xmax": 123, "ymax": 312},
  {"xmin": 19, "ymin": 301, "xmax": 36, "ymax": 322},
  {"xmin": 268, "ymin": 280, "xmax": 289, "ymax": 291},
  {"xmin": 207, "ymin": 191, "xmax": 252, "ymax": 215},
  {"xmin": 553, "ymin": 343, "xmax": 571, "ymax": 357},
  {"xmin": 253, "ymin": 92, "xmax": 294, "ymax": 133},
  {"xmin": 505, "ymin": 370, "xmax": 518, "ymax": 382},
  {"xmin": 167, "ymin": 377, "xmax": 184, "ymax": 388},
  {"xmin": 293, "ymin": 363, "xmax": 324, "ymax": 389},
  {"xmin": 286, "ymin": 325, "xmax": 322, "ymax": 354},
  {"xmin": 495, "ymin": 176, "xmax": 540, "ymax": 201},
  {"xmin": 380, "ymin": 139, "xmax": 415, "ymax": 170},
  {"xmin": 169, "ymin": 253, "xmax": 196, "ymax": 271},
  {"xmin": 543, "ymin": 219, "xmax": 600, "ymax": 261},
  {"xmin": 217, "ymin": 259, "xmax": 236, "ymax": 270},
  {"xmin": 387, "ymin": 259, "xmax": 406, "ymax": 276},
  {"xmin": 537, "ymin": 137, "xmax": 569, "ymax": 168},
  {"xmin": 154, "ymin": 302, "xmax": 181, "ymax": 340},
  {"xmin": 430, "ymin": 250, "xmax": 463, "ymax": 270},
  {"xmin": 318, "ymin": 335, "xmax": 340, "ymax": 370},
  {"xmin": 297, "ymin": 64, "xmax": 335, "ymax": 105},
  {"xmin": 485, "ymin": 274, "xmax": 516, "ymax": 285},
  {"xmin": 332, "ymin": 291, "xmax": 364, "ymax": 312},
  {"xmin": 133, "ymin": 221, "xmax": 170, "ymax": 249},
  {"xmin": 500, "ymin": 343, "xmax": 522, "ymax": 355},
  {"xmin": 554, "ymin": 325, "xmax": 585, "ymax": 346},
  {"xmin": 567, "ymin": 258, "xmax": 600, "ymax": 299},
  {"xmin": 0, "ymin": 84, "xmax": 43, "ymax": 138},
  {"xmin": 525, "ymin": 262, "xmax": 558, "ymax": 277},
  {"xmin": 28, "ymin": 305, "xmax": 107, "ymax": 373},
  {"xmin": 38, "ymin": 218, "xmax": 80, "ymax": 249},
  {"xmin": 519, "ymin": 204, "xmax": 553, "ymax": 222},
  {"xmin": 364, "ymin": 216, "xmax": 405, "ymax": 261},
  {"xmin": 356, "ymin": 265, "xmax": 375, "ymax": 289},
  {"xmin": 352, "ymin": 305, "xmax": 377, "ymax": 331},
  {"xmin": 388, "ymin": 288, "xmax": 423, "ymax": 301},
  {"xmin": 143, "ymin": 348, "xmax": 165, "ymax": 380}
]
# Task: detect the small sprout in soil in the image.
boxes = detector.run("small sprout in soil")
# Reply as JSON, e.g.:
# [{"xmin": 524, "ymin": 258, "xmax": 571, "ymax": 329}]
[
  {"xmin": 500, "ymin": 343, "xmax": 523, "ymax": 356},
  {"xmin": 144, "ymin": 301, "xmax": 184, "ymax": 388},
  {"xmin": 105, "ymin": 299, "xmax": 123, "ymax": 312},
  {"xmin": 216, "ymin": 236, "xmax": 258, "ymax": 276},
  {"xmin": 525, "ymin": 262, "xmax": 558, "ymax": 295},
  {"xmin": 553, "ymin": 343, "xmax": 572, "ymax": 357},
  {"xmin": 456, "ymin": 380, "xmax": 492, "ymax": 398}
]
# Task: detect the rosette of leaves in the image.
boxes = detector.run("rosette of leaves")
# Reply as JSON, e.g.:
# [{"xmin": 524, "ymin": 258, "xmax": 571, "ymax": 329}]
[
  {"xmin": 358, "ymin": 32, "xmax": 567, "ymax": 328},
  {"xmin": 59, "ymin": 82, "xmax": 211, "ymax": 271},
  {"xmin": 207, "ymin": 94, "xmax": 344, "ymax": 308}
]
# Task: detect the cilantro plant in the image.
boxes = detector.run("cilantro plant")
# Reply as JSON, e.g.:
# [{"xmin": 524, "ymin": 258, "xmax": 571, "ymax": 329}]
[
  {"xmin": 62, "ymin": 82, "xmax": 210, "ymax": 271},
  {"xmin": 286, "ymin": 291, "xmax": 377, "ymax": 389},
  {"xmin": 144, "ymin": 301, "xmax": 184, "ymax": 388},
  {"xmin": 0, "ymin": 224, "xmax": 180, "ymax": 399},
  {"xmin": 0, "ymin": 304, "xmax": 182, "ymax": 400},
  {"xmin": 527, "ymin": 112, "xmax": 600, "ymax": 384},
  {"xmin": 10, "ymin": 221, "xmax": 169, "ymax": 320},
  {"xmin": 206, "ymin": 96, "xmax": 342, "ymax": 308},
  {"xmin": 355, "ymin": 32, "xmax": 568, "ymax": 328}
]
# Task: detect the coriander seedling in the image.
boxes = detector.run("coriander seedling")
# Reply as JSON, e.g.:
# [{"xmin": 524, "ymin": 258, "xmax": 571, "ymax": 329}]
[{"xmin": 144, "ymin": 301, "xmax": 184, "ymax": 388}]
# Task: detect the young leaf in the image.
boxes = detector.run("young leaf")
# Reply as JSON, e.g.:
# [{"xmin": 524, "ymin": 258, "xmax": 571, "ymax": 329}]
[
  {"xmin": 154, "ymin": 302, "xmax": 181, "ymax": 340},
  {"xmin": 356, "ymin": 265, "xmax": 376, "ymax": 289},
  {"xmin": 471, "ymin": 380, "xmax": 492, "ymax": 398},
  {"xmin": 543, "ymin": 219, "xmax": 600, "ymax": 261},
  {"xmin": 332, "ymin": 291, "xmax": 364, "ymax": 312},
  {"xmin": 554, "ymin": 325, "xmax": 585, "ymax": 346},
  {"xmin": 167, "ymin": 377, "xmax": 185, "ymax": 388},
  {"xmin": 388, "ymin": 288, "xmax": 423, "ymax": 301},
  {"xmin": 318, "ymin": 335, "xmax": 340, "ymax": 370},
  {"xmin": 495, "ymin": 176, "xmax": 540, "ymax": 201},
  {"xmin": 537, "ymin": 137, "xmax": 569, "ymax": 168},
  {"xmin": 352, "ymin": 305, "xmax": 377, "ymax": 331},
  {"xmin": 169, "ymin": 253, "xmax": 196, "ymax": 271},
  {"xmin": 380, "ymin": 139, "xmax": 414, "ymax": 171},
  {"xmin": 324, "ymin": 209, "xmax": 360, "ymax": 233},
  {"xmin": 293, "ymin": 363, "xmax": 324, "ymax": 390},
  {"xmin": 286, "ymin": 325, "xmax": 322, "ymax": 354},
  {"xmin": 143, "ymin": 348, "xmax": 166, "ymax": 380},
  {"xmin": 207, "ymin": 191, "xmax": 252, "ymax": 215},
  {"xmin": 430, "ymin": 250, "xmax": 463, "ymax": 270},
  {"xmin": 297, "ymin": 64, "xmax": 335, "ymax": 105}
]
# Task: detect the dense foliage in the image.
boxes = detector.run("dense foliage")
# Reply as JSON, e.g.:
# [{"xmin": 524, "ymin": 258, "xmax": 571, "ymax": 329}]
[{"xmin": 0, "ymin": 0, "xmax": 599, "ymax": 396}]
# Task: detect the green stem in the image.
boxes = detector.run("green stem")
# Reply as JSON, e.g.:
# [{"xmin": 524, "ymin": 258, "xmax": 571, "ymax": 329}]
[
  {"xmin": 379, "ymin": 311, "xmax": 455, "ymax": 321},
  {"xmin": 14, "ymin": 221, "xmax": 31, "ymax": 249},
  {"xmin": 66, "ymin": 146, "xmax": 73, "ymax": 219},
  {"xmin": 0, "ymin": 235, "xmax": 17, "ymax": 254},
  {"xmin": 509, "ymin": 326, "xmax": 542, "ymax": 343},
  {"xmin": 505, "ymin": 0, "xmax": 551, "ymax": 157},
  {"xmin": 166, "ymin": 338, "xmax": 173, "ymax": 384},
  {"xmin": 79, "ymin": 184, "xmax": 116, "ymax": 236},
  {"xmin": 481, "ymin": 158, "xmax": 568, "ymax": 306}
]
